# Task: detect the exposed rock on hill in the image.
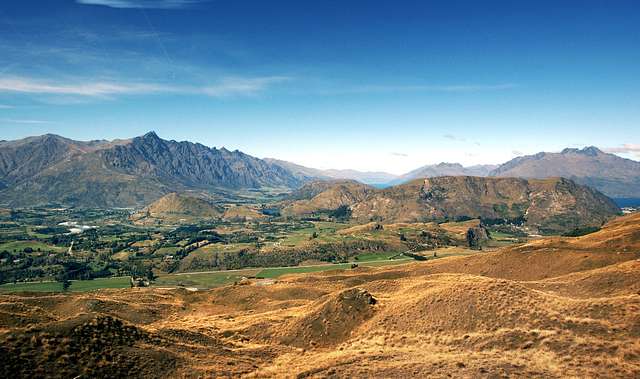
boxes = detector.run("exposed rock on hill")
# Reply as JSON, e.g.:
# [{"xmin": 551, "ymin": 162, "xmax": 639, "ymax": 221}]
[
  {"xmin": 466, "ymin": 225, "xmax": 490, "ymax": 249},
  {"xmin": 490, "ymin": 146, "xmax": 640, "ymax": 198}
]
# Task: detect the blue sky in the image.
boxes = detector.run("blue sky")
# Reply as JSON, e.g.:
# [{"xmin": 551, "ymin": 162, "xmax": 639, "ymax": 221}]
[{"xmin": 1, "ymin": 0, "xmax": 639, "ymax": 173}]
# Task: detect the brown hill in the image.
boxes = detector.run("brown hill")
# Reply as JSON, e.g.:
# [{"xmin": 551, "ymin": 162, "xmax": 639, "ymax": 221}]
[
  {"xmin": 282, "ymin": 180, "xmax": 374, "ymax": 216},
  {"xmin": 222, "ymin": 204, "xmax": 267, "ymax": 221},
  {"xmin": 132, "ymin": 192, "xmax": 223, "ymax": 222},
  {"xmin": 284, "ymin": 176, "xmax": 619, "ymax": 234}
]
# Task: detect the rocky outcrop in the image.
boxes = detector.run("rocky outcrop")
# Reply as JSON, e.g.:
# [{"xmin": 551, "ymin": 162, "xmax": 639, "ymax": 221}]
[{"xmin": 466, "ymin": 225, "xmax": 490, "ymax": 249}]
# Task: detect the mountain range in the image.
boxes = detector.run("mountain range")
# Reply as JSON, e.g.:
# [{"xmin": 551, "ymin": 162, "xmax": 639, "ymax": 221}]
[
  {"xmin": 0, "ymin": 132, "xmax": 300, "ymax": 207},
  {"xmin": 489, "ymin": 147, "xmax": 640, "ymax": 198},
  {"xmin": 271, "ymin": 147, "xmax": 640, "ymax": 198},
  {"xmin": 1, "ymin": 132, "xmax": 639, "ymax": 207}
]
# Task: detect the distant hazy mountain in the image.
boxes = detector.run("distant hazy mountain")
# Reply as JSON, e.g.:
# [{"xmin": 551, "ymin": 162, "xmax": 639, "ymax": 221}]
[
  {"xmin": 490, "ymin": 147, "xmax": 640, "ymax": 198},
  {"xmin": 283, "ymin": 176, "xmax": 619, "ymax": 235},
  {"xmin": 265, "ymin": 158, "xmax": 398, "ymax": 184},
  {"xmin": 388, "ymin": 162, "xmax": 498, "ymax": 185},
  {"xmin": 0, "ymin": 132, "xmax": 302, "ymax": 208},
  {"xmin": 263, "ymin": 158, "xmax": 329, "ymax": 181}
]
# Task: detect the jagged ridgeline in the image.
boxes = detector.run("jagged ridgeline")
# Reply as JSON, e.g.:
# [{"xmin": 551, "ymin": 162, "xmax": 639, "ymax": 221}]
[
  {"xmin": 282, "ymin": 176, "xmax": 620, "ymax": 235},
  {"xmin": 0, "ymin": 132, "xmax": 301, "ymax": 208}
]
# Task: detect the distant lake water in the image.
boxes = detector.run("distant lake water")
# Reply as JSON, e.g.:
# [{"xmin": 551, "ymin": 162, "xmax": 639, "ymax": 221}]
[
  {"xmin": 613, "ymin": 198, "xmax": 640, "ymax": 208},
  {"xmin": 369, "ymin": 183, "xmax": 391, "ymax": 189}
]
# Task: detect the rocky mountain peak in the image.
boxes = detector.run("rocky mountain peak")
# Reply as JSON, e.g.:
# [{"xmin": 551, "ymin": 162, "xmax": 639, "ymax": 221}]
[
  {"xmin": 560, "ymin": 146, "xmax": 603, "ymax": 156},
  {"xmin": 142, "ymin": 131, "xmax": 160, "ymax": 139},
  {"xmin": 436, "ymin": 162, "xmax": 464, "ymax": 168}
]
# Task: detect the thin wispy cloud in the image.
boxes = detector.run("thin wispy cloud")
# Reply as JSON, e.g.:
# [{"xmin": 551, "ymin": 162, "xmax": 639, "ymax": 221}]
[
  {"xmin": 443, "ymin": 134, "xmax": 466, "ymax": 142},
  {"xmin": 0, "ymin": 104, "xmax": 14, "ymax": 109},
  {"xmin": 604, "ymin": 144, "xmax": 640, "ymax": 158},
  {"xmin": 0, "ymin": 77, "xmax": 165, "ymax": 97},
  {"xmin": 355, "ymin": 83, "xmax": 517, "ymax": 93},
  {"xmin": 390, "ymin": 152, "xmax": 409, "ymax": 157},
  {"xmin": 315, "ymin": 83, "xmax": 518, "ymax": 96},
  {"xmin": 512, "ymin": 150, "xmax": 523, "ymax": 156},
  {"xmin": 1, "ymin": 118, "xmax": 55, "ymax": 125},
  {"xmin": 0, "ymin": 76, "xmax": 289, "ymax": 99},
  {"xmin": 76, "ymin": 0, "xmax": 207, "ymax": 9},
  {"xmin": 203, "ymin": 77, "xmax": 290, "ymax": 97}
]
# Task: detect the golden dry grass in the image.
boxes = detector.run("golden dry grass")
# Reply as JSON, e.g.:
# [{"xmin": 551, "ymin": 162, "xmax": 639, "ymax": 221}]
[{"xmin": 2, "ymin": 213, "xmax": 640, "ymax": 378}]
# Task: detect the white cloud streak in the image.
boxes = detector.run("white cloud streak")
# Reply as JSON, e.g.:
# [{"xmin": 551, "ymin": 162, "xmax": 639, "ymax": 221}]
[
  {"xmin": 202, "ymin": 77, "xmax": 290, "ymax": 97},
  {"xmin": 443, "ymin": 134, "xmax": 466, "ymax": 142},
  {"xmin": 0, "ymin": 76, "xmax": 289, "ymax": 99},
  {"xmin": 0, "ymin": 104, "xmax": 15, "ymax": 109},
  {"xmin": 603, "ymin": 144, "xmax": 640, "ymax": 158},
  {"xmin": 356, "ymin": 83, "xmax": 517, "ymax": 93},
  {"xmin": 318, "ymin": 83, "xmax": 517, "ymax": 95},
  {"xmin": 76, "ymin": 0, "xmax": 206, "ymax": 9},
  {"xmin": 0, "ymin": 77, "xmax": 165, "ymax": 96}
]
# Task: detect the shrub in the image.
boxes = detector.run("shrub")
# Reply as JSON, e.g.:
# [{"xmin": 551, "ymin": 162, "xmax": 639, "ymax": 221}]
[{"xmin": 562, "ymin": 226, "xmax": 601, "ymax": 237}]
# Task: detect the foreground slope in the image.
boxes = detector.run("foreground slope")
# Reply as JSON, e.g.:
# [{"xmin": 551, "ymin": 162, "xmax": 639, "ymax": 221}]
[{"xmin": 1, "ymin": 213, "xmax": 639, "ymax": 377}]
